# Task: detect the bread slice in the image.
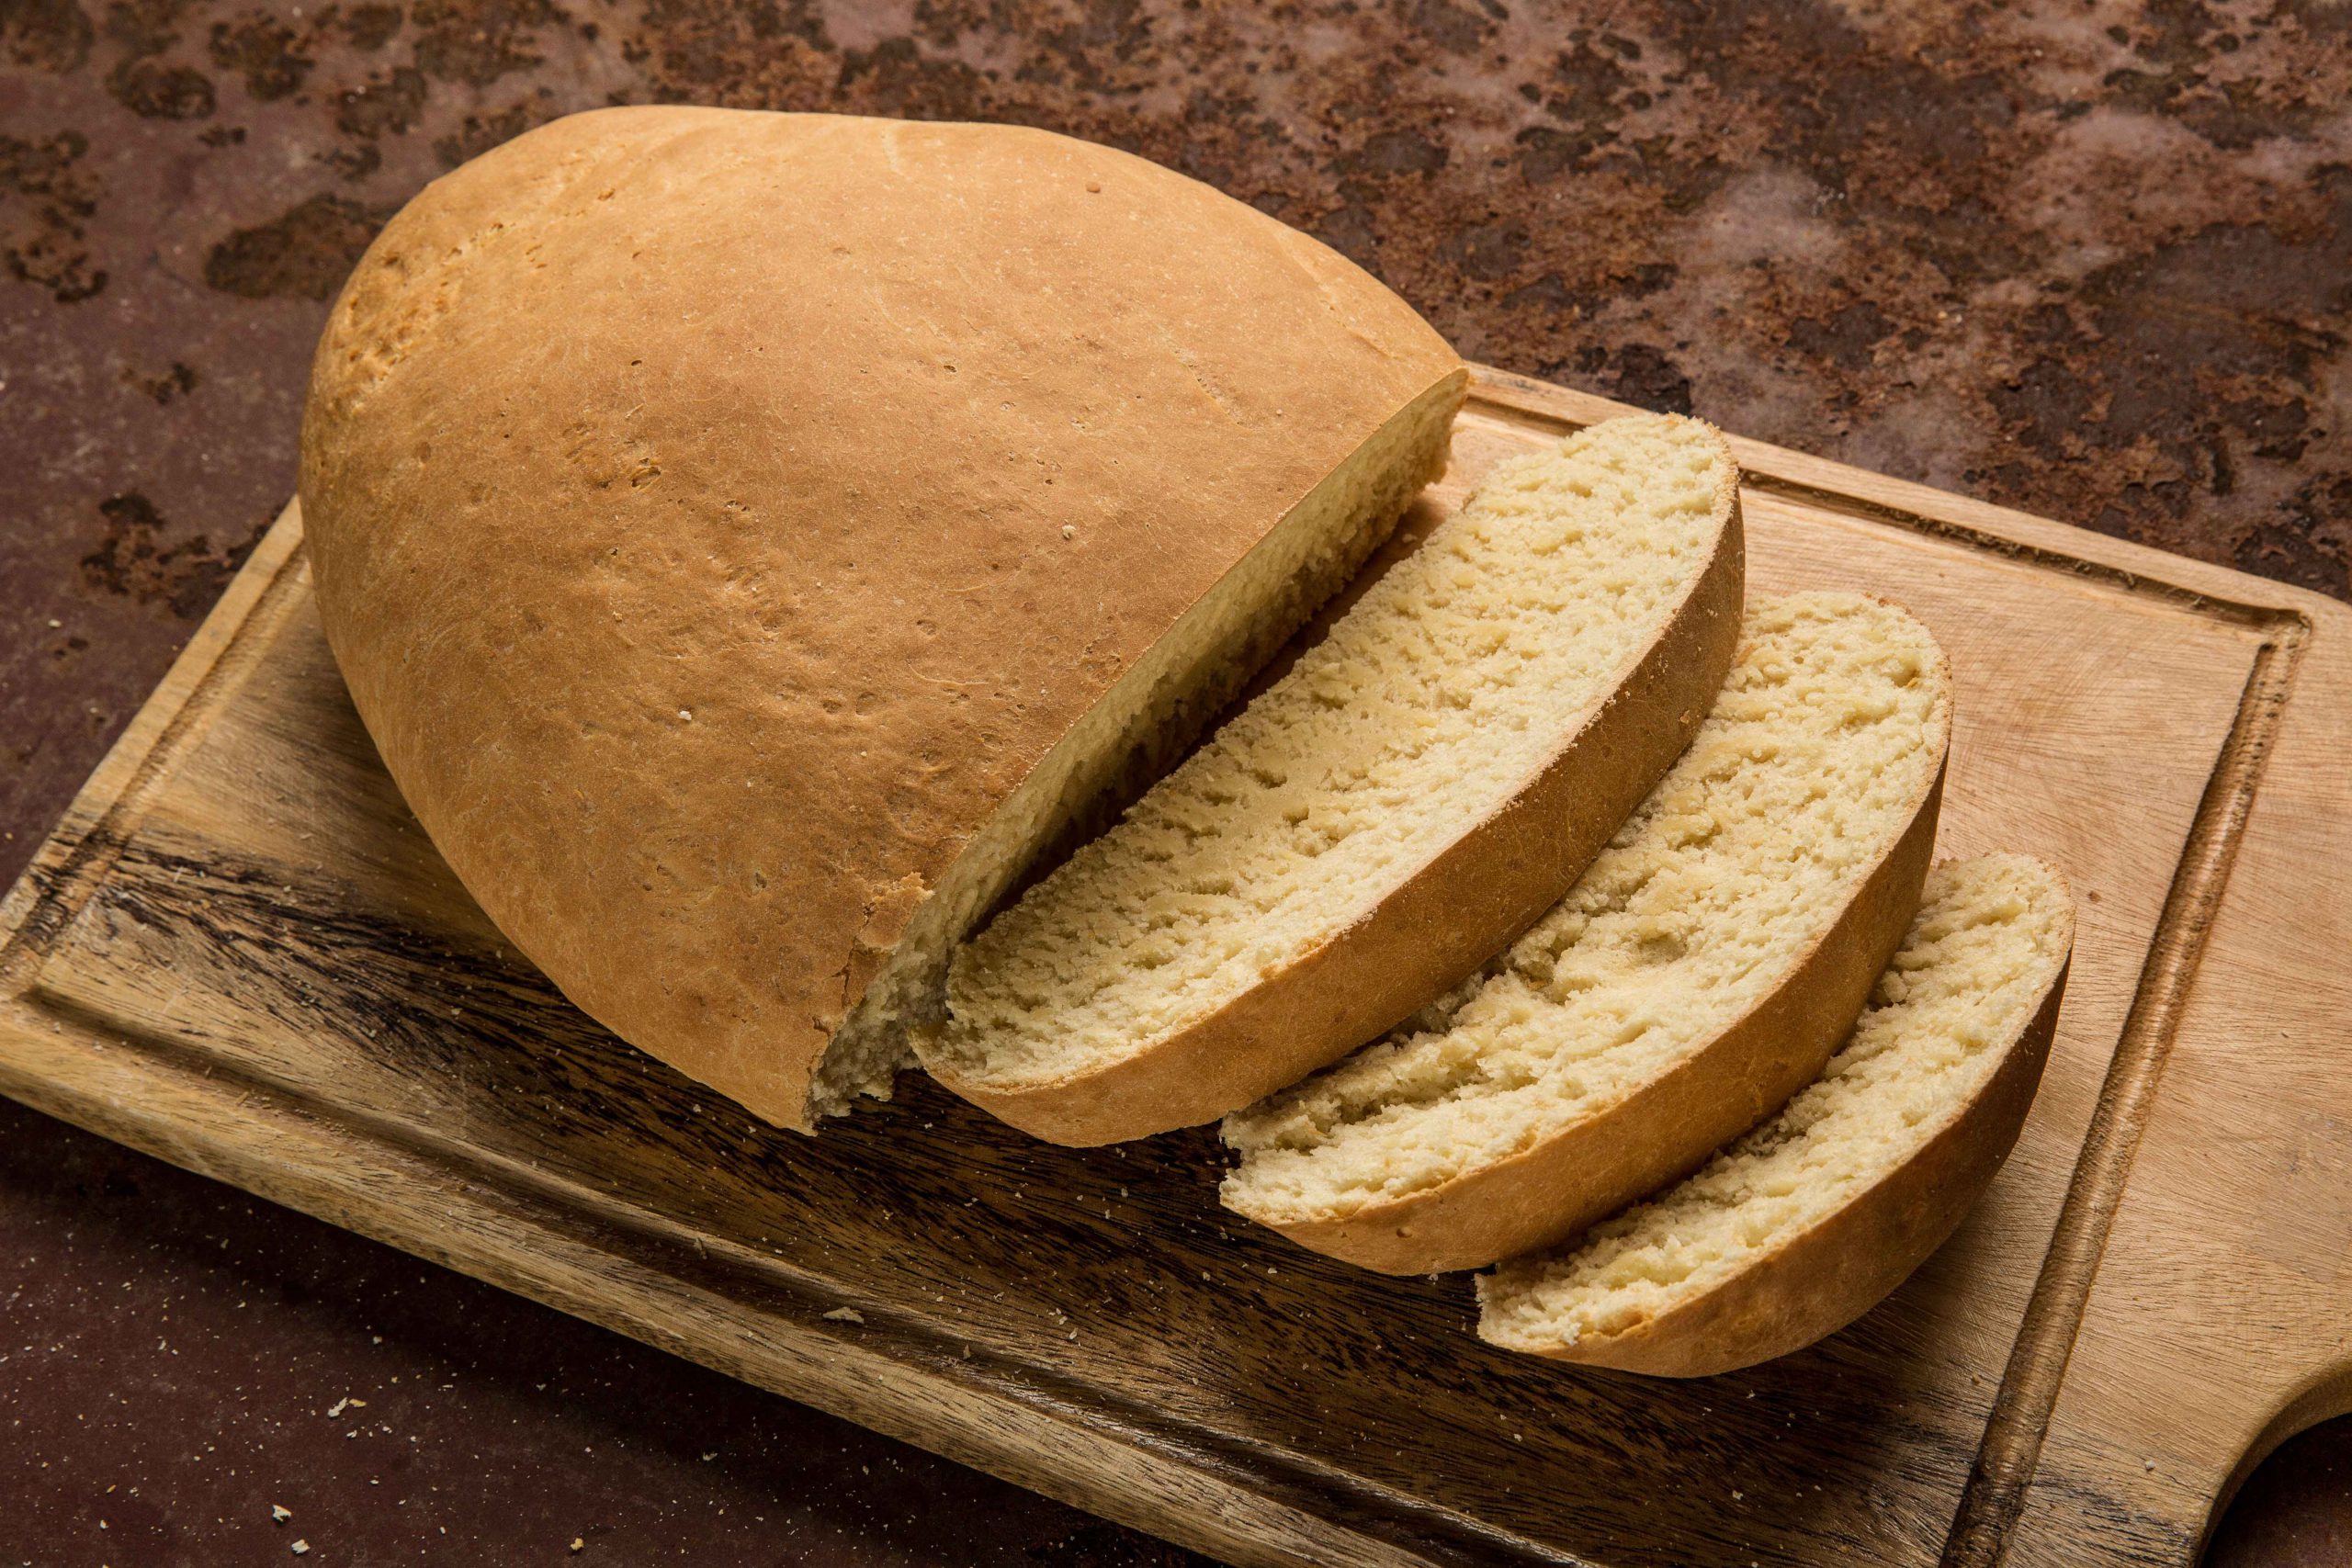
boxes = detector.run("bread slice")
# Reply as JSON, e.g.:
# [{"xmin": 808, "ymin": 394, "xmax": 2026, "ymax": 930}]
[
  {"xmin": 300, "ymin": 107, "xmax": 1466, "ymax": 1130},
  {"xmin": 1221, "ymin": 592, "xmax": 1951, "ymax": 1272},
  {"xmin": 1477, "ymin": 854, "xmax": 2075, "ymax": 1376},
  {"xmin": 924, "ymin": 414, "xmax": 1745, "ymax": 1145}
]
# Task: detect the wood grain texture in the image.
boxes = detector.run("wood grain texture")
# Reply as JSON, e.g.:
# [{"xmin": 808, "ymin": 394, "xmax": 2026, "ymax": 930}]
[{"xmin": 2, "ymin": 368, "xmax": 2346, "ymax": 1568}]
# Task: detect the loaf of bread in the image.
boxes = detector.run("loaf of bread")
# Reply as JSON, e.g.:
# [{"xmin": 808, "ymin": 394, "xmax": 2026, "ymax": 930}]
[
  {"xmin": 926, "ymin": 415, "xmax": 1744, "ymax": 1145},
  {"xmin": 1477, "ymin": 854, "xmax": 2074, "ymax": 1376},
  {"xmin": 299, "ymin": 107, "xmax": 1465, "ymax": 1130},
  {"xmin": 1221, "ymin": 592, "xmax": 1950, "ymax": 1272}
]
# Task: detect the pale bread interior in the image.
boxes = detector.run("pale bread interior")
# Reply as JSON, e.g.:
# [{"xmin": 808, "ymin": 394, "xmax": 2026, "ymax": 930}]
[
  {"xmin": 927, "ymin": 413, "xmax": 1736, "ymax": 1094},
  {"xmin": 1220, "ymin": 592, "xmax": 1950, "ymax": 1223},
  {"xmin": 810, "ymin": 374, "xmax": 1463, "ymax": 1116},
  {"xmin": 1477, "ymin": 853, "xmax": 2073, "ymax": 1354}
]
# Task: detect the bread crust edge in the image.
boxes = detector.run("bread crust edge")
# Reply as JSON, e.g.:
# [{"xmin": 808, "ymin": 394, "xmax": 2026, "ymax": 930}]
[
  {"xmin": 1253, "ymin": 741, "xmax": 1951, "ymax": 1275},
  {"xmin": 1477, "ymin": 913, "xmax": 2073, "ymax": 1378},
  {"xmin": 931, "ymin": 434, "xmax": 1747, "ymax": 1145}
]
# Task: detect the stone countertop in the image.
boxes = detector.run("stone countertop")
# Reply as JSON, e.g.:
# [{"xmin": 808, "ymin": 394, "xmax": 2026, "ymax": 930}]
[{"xmin": 2, "ymin": 2, "xmax": 2347, "ymax": 1563}]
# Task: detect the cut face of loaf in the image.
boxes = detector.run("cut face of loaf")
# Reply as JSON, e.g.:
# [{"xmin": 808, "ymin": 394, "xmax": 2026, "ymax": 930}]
[
  {"xmin": 1477, "ymin": 854, "xmax": 2075, "ymax": 1377},
  {"xmin": 925, "ymin": 414, "xmax": 1746, "ymax": 1145},
  {"xmin": 297, "ymin": 107, "xmax": 1467, "ymax": 1131},
  {"xmin": 1221, "ymin": 592, "xmax": 1951, "ymax": 1273}
]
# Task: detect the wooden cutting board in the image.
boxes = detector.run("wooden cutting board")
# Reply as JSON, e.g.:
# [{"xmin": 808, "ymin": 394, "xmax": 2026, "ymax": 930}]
[{"xmin": 4, "ymin": 369, "xmax": 2347, "ymax": 1568}]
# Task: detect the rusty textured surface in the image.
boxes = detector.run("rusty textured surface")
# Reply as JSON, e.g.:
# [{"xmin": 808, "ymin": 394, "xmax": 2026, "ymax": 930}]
[{"xmin": 1, "ymin": 2, "xmax": 2347, "ymax": 1563}]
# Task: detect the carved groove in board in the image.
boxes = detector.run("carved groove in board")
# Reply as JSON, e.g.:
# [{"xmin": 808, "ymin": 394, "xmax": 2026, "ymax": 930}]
[
  {"xmin": 0, "ymin": 509, "xmax": 311, "ymax": 992},
  {"xmin": 1731, "ymin": 475, "xmax": 2313, "ymax": 637},
  {"xmin": 1464, "ymin": 378, "xmax": 2315, "ymax": 637},
  {"xmin": 1939, "ymin": 632, "xmax": 2307, "ymax": 1568},
  {"xmin": 16, "ymin": 966, "xmax": 1565, "ymax": 1568}
]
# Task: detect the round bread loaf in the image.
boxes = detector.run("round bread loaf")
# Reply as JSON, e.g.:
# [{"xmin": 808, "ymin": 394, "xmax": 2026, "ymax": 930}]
[{"xmin": 299, "ymin": 106, "xmax": 1466, "ymax": 1130}]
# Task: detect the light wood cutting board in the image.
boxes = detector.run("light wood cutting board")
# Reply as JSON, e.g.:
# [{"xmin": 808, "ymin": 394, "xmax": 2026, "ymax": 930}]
[{"xmin": 4, "ymin": 370, "xmax": 2347, "ymax": 1568}]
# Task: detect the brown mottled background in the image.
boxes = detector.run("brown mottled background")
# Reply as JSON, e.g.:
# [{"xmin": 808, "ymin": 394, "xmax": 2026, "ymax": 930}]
[{"xmin": 3, "ymin": 2, "xmax": 2348, "ymax": 1563}]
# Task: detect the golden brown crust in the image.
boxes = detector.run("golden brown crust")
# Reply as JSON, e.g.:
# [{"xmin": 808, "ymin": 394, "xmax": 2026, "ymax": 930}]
[
  {"xmin": 927, "ymin": 462, "xmax": 1747, "ymax": 1145},
  {"xmin": 1498, "ymin": 951, "xmax": 2070, "ymax": 1378},
  {"xmin": 1257, "ymin": 721, "xmax": 1951, "ymax": 1275},
  {"xmin": 298, "ymin": 107, "xmax": 1463, "ymax": 1129}
]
